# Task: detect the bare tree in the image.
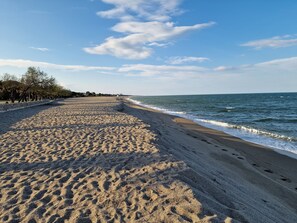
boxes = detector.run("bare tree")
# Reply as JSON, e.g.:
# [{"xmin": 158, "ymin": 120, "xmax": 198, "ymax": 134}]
[
  {"xmin": 1, "ymin": 67, "xmax": 73, "ymax": 102},
  {"xmin": 0, "ymin": 74, "xmax": 21, "ymax": 103}
]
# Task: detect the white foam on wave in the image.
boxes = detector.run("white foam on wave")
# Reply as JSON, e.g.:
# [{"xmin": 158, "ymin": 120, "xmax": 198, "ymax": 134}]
[
  {"xmin": 195, "ymin": 119, "xmax": 297, "ymax": 156},
  {"xmin": 128, "ymin": 97, "xmax": 297, "ymax": 157},
  {"xmin": 196, "ymin": 118, "xmax": 295, "ymax": 142},
  {"xmin": 226, "ymin": 106, "xmax": 235, "ymax": 110},
  {"xmin": 196, "ymin": 119, "xmax": 231, "ymax": 128},
  {"xmin": 128, "ymin": 98, "xmax": 186, "ymax": 115}
]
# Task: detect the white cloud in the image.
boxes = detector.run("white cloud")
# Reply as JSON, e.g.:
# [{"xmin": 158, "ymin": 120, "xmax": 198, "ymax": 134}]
[
  {"xmin": 84, "ymin": 34, "xmax": 153, "ymax": 60},
  {"xmin": 148, "ymin": 42, "xmax": 171, "ymax": 47},
  {"xmin": 166, "ymin": 56, "xmax": 209, "ymax": 65},
  {"xmin": 97, "ymin": 0, "xmax": 182, "ymax": 22},
  {"xmin": 84, "ymin": 21, "xmax": 215, "ymax": 59},
  {"xmin": 119, "ymin": 56, "xmax": 297, "ymax": 79},
  {"xmin": 0, "ymin": 59, "xmax": 115, "ymax": 72},
  {"xmin": 241, "ymin": 34, "xmax": 297, "ymax": 49},
  {"xmin": 84, "ymin": 0, "xmax": 216, "ymax": 59},
  {"xmin": 111, "ymin": 21, "xmax": 215, "ymax": 39},
  {"xmin": 30, "ymin": 47, "xmax": 50, "ymax": 52},
  {"xmin": 255, "ymin": 57, "xmax": 297, "ymax": 70},
  {"xmin": 214, "ymin": 57, "xmax": 297, "ymax": 74},
  {"xmin": 213, "ymin": 66, "xmax": 237, "ymax": 72},
  {"xmin": 118, "ymin": 64, "xmax": 208, "ymax": 78}
]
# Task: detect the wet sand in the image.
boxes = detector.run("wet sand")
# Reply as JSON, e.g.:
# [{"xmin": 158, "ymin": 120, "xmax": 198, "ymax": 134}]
[{"xmin": 0, "ymin": 97, "xmax": 296, "ymax": 222}]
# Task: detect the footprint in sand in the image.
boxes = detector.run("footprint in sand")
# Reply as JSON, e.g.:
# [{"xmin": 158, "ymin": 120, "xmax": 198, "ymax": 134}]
[
  {"xmin": 26, "ymin": 203, "xmax": 38, "ymax": 214},
  {"xmin": 36, "ymin": 206, "xmax": 46, "ymax": 218},
  {"xmin": 59, "ymin": 173, "xmax": 71, "ymax": 185},
  {"xmin": 41, "ymin": 195, "xmax": 52, "ymax": 204},
  {"xmin": 280, "ymin": 177, "xmax": 292, "ymax": 183},
  {"xmin": 33, "ymin": 189, "xmax": 47, "ymax": 200},
  {"xmin": 201, "ymin": 139, "xmax": 212, "ymax": 145},
  {"xmin": 7, "ymin": 190, "xmax": 18, "ymax": 196},
  {"xmin": 264, "ymin": 169, "xmax": 273, "ymax": 174}
]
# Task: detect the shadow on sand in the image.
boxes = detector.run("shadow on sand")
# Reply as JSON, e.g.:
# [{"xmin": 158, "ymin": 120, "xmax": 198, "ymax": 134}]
[{"xmin": 0, "ymin": 102, "xmax": 62, "ymax": 136}]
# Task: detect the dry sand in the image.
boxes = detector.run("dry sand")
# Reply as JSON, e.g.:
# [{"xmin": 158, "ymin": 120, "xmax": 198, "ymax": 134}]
[{"xmin": 0, "ymin": 97, "xmax": 296, "ymax": 222}]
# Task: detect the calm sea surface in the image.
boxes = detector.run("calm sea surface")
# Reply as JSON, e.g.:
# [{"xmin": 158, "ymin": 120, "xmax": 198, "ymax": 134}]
[{"xmin": 130, "ymin": 93, "xmax": 297, "ymax": 156}]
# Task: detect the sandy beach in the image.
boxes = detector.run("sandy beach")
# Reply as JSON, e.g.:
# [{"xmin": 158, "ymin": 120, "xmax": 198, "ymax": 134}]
[{"xmin": 0, "ymin": 97, "xmax": 297, "ymax": 223}]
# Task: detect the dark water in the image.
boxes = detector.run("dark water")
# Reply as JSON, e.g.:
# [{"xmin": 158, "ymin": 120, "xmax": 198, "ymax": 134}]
[{"xmin": 130, "ymin": 93, "xmax": 297, "ymax": 156}]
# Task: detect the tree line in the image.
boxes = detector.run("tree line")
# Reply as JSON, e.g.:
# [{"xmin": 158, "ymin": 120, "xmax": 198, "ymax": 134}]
[
  {"xmin": 0, "ymin": 67, "xmax": 72, "ymax": 103},
  {"xmin": 0, "ymin": 67, "xmax": 125, "ymax": 103}
]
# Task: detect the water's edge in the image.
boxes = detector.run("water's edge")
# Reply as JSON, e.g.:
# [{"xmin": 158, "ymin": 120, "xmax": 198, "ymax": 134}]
[{"xmin": 128, "ymin": 97, "xmax": 297, "ymax": 160}]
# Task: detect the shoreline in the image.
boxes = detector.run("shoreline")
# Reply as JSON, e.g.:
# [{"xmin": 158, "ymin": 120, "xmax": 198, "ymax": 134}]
[
  {"xmin": 125, "ymin": 98, "xmax": 297, "ymax": 187},
  {"xmin": 124, "ymin": 98, "xmax": 297, "ymax": 221},
  {"xmin": 127, "ymin": 97, "xmax": 297, "ymax": 160}
]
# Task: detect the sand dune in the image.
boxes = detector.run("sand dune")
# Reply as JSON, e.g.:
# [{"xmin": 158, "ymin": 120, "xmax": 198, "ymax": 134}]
[{"xmin": 0, "ymin": 97, "xmax": 296, "ymax": 222}]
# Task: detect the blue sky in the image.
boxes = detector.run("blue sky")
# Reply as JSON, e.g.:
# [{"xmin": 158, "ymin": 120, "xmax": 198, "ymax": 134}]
[{"xmin": 0, "ymin": 0, "xmax": 297, "ymax": 95}]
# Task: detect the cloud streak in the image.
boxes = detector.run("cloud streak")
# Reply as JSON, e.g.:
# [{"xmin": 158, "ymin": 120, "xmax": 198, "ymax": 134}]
[
  {"xmin": 118, "ymin": 64, "xmax": 208, "ymax": 78},
  {"xmin": 255, "ymin": 56, "xmax": 297, "ymax": 70},
  {"xmin": 1, "ymin": 56, "xmax": 297, "ymax": 80},
  {"xmin": 166, "ymin": 56, "xmax": 209, "ymax": 65},
  {"xmin": 30, "ymin": 47, "xmax": 50, "ymax": 52},
  {"xmin": 241, "ymin": 34, "xmax": 297, "ymax": 49},
  {"xmin": 0, "ymin": 59, "xmax": 115, "ymax": 72}
]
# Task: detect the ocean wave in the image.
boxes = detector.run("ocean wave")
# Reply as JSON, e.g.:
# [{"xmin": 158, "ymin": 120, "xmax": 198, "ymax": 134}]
[
  {"xmin": 255, "ymin": 118, "xmax": 275, "ymax": 122},
  {"xmin": 255, "ymin": 118, "xmax": 297, "ymax": 123},
  {"xmin": 128, "ymin": 97, "xmax": 297, "ymax": 155},
  {"xmin": 196, "ymin": 119, "xmax": 231, "ymax": 128},
  {"xmin": 196, "ymin": 118, "xmax": 296, "ymax": 142},
  {"xmin": 128, "ymin": 98, "xmax": 186, "ymax": 115},
  {"xmin": 127, "ymin": 98, "xmax": 142, "ymax": 105},
  {"xmin": 226, "ymin": 106, "xmax": 235, "ymax": 110},
  {"xmin": 218, "ymin": 109, "xmax": 233, "ymax": 113}
]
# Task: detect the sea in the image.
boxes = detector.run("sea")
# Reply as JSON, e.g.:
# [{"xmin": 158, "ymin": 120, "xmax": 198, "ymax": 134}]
[{"xmin": 129, "ymin": 93, "xmax": 297, "ymax": 157}]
